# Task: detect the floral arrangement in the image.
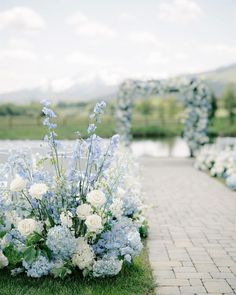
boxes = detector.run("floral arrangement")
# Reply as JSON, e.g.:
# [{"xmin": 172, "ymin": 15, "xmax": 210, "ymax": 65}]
[
  {"xmin": 0, "ymin": 100, "xmax": 147, "ymax": 279},
  {"xmin": 195, "ymin": 143, "xmax": 236, "ymax": 190},
  {"xmin": 116, "ymin": 78, "xmax": 213, "ymax": 156}
]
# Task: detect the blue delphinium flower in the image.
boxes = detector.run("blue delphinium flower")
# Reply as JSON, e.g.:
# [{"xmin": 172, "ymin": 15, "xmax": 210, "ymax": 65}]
[
  {"xmin": 87, "ymin": 124, "xmax": 96, "ymax": 135},
  {"xmin": 46, "ymin": 226, "xmax": 76, "ymax": 259},
  {"xmin": 90, "ymin": 101, "xmax": 106, "ymax": 123}
]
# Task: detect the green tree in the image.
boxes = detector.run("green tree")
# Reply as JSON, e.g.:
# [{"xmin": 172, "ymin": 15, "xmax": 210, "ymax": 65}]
[
  {"xmin": 137, "ymin": 99, "xmax": 153, "ymax": 126},
  {"xmin": 223, "ymin": 84, "xmax": 236, "ymax": 123}
]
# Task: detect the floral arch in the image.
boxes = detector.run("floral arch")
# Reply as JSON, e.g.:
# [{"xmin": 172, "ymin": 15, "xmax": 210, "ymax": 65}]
[{"xmin": 116, "ymin": 78, "xmax": 213, "ymax": 157}]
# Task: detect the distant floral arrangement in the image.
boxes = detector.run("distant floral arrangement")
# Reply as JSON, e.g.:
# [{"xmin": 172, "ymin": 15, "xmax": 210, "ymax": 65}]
[
  {"xmin": 0, "ymin": 100, "xmax": 147, "ymax": 279},
  {"xmin": 195, "ymin": 143, "xmax": 236, "ymax": 190},
  {"xmin": 116, "ymin": 78, "xmax": 213, "ymax": 157}
]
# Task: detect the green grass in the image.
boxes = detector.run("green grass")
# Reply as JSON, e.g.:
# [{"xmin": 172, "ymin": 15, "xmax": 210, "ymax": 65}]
[
  {"xmin": 0, "ymin": 245, "xmax": 156, "ymax": 295},
  {"xmin": 208, "ymin": 117, "xmax": 236, "ymax": 137},
  {"xmin": 1, "ymin": 115, "xmax": 235, "ymax": 140}
]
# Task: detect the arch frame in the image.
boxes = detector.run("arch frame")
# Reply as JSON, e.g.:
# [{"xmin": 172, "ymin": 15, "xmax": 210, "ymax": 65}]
[{"xmin": 116, "ymin": 78, "xmax": 213, "ymax": 157}]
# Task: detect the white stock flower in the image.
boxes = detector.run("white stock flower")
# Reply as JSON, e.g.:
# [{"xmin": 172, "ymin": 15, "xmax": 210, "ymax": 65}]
[
  {"xmin": 29, "ymin": 183, "xmax": 48, "ymax": 200},
  {"xmin": 60, "ymin": 211, "xmax": 73, "ymax": 227},
  {"xmin": 17, "ymin": 218, "xmax": 42, "ymax": 237},
  {"xmin": 72, "ymin": 238, "xmax": 94, "ymax": 269},
  {"xmin": 10, "ymin": 176, "xmax": 27, "ymax": 192},
  {"xmin": 85, "ymin": 214, "xmax": 102, "ymax": 233},
  {"xmin": 76, "ymin": 204, "xmax": 92, "ymax": 220},
  {"xmin": 0, "ymin": 250, "xmax": 8, "ymax": 269},
  {"xmin": 87, "ymin": 190, "xmax": 106, "ymax": 207}
]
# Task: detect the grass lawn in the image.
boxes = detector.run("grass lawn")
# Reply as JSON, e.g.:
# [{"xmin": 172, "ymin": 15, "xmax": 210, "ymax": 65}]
[{"xmin": 0, "ymin": 244, "xmax": 156, "ymax": 295}]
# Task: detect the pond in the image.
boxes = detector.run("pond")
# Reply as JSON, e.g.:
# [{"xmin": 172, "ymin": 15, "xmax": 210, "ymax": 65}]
[{"xmin": 0, "ymin": 137, "xmax": 190, "ymax": 159}]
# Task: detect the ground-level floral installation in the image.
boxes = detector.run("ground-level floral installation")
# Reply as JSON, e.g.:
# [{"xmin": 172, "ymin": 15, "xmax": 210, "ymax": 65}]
[
  {"xmin": 0, "ymin": 100, "xmax": 147, "ymax": 279},
  {"xmin": 195, "ymin": 143, "xmax": 236, "ymax": 190}
]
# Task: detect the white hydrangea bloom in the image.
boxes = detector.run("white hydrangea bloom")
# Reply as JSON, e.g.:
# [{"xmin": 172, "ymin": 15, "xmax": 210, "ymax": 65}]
[
  {"xmin": 0, "ymin": 250, "xmax": 8, "ymax": 269},
  {"xmin": 60, "ymin": 211, "xmax": 73, "ymax": 227},
  {"xmin": 85, "ymin": 214, "xmax": 103, "ymax": 233},
  {"xmin": 110, "ymin": 198, "xmax": 123, "ymax": 219},
  {"xmin": 29, "ymin": 183, "xmax": 48, "ymax": 200},
  {"xmin": 76, "ymin": 204, "xmax": 92, "ymax": 220},
  {"xmin": 87, "ymin": 190, "xmax": 106, "ymax": 207},
  {"xmin": 17, "ymin": 218, "xmax": 42, "ymax": 237},
  {"xmin": 72, "ymin": 238, "xmax": 94, "ymax": 270},
  {"xmin": 10, "ymin": 176, "xmax": 27, "ymax": 192}
]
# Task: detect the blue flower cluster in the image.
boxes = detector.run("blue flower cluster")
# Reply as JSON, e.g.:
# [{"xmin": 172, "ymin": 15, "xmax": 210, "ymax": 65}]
[
  {"xmin": 94, "ymin": 217, "xmax": 142, "ymax": 262},
  {"xmin": 46, "ymin": 226, "xmax": 76, "ymax": 259},
  {"xmin": 93, "ymin": 255, "xmax": 122, "ymax": 277},
  {"xmin": 23, "ymin": 255, "xmax": 53, "ymax": 278}
]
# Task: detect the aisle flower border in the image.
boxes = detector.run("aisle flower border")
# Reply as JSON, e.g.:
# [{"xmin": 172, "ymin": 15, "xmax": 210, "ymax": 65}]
[
  {"xmin": 195, "ymin": 143, "xmax": 236, "ymax": 190},
  {"xmin": 116, "ymin": 78, "xmax": 213, "ymax": 157}
]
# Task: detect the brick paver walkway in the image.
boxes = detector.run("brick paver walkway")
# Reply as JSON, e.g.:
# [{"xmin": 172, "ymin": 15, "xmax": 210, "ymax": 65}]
[{"xmin": 141, "ymin": 157, "xmax": 236, "ymax": 295}]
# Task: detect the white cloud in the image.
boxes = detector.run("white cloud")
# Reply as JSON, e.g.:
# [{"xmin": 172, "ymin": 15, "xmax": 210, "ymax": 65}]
[
  {"xmin": 158, "ymin": 0, "xmax": 203, "ymax": 23},
  {"xmin": 0, "ymin": 48, "xmax": 37, "ymax": 61},
  {"xmin": 120, "ymin": 12, "xmax": 136, "ymax": 21},
  {"xmin": 51, "ymin": 77, "xmax": 75, "ymax": 92},
  {"xmin": 67, "ymin": 11, "xmax": 114, "ymax": 38},
  {"xmin": 202, "ymin": 43, "xmax": 236, "ymax": 56},
  {"xmin": 128, "ymin": 31, "xmax": 160, "ymax": 45},
  {"xmin": 147, "ymin": 51, "xmax": 170, "ymax": 65},
  {"xmin": 0, "ymin": 6, "xmax": 45, "ymax": 31},
  {"xmin": 65, "ymin": 51, "xmax": 110, "ymax": 67}
]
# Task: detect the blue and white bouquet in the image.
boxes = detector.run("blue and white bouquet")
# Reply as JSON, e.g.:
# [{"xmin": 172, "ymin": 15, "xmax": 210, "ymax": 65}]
[{"xmin": 0, "ymin": 100, "xmax": 146, "ymax": 279}]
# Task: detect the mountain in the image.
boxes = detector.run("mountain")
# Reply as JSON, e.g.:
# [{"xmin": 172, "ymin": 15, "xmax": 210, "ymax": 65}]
[
  {"xmin": 196, "ymin": 63, "xmax": 236, "ymax": 96},
  {"xmin": 0, "ymin": 63, "xmax": 235, "ymax": 104},
  {"xmin": 0, "ymin": 77, "xmax": 118, "ymax": 105}
]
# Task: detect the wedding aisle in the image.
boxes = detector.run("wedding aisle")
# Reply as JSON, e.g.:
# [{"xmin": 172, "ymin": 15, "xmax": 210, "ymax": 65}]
[{"xmin": 141, "ymin": 157, "xmax": 236, "ymax": 295}]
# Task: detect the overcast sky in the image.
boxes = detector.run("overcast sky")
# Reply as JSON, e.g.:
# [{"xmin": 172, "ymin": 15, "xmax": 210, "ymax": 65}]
[{"xmin": 0, "ymin": 0, "xmax": 235, "ymax": 93}]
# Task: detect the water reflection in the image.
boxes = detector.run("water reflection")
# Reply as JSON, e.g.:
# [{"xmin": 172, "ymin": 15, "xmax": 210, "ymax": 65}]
[
  {"xmin": 131, "ymin": 137, "xmax": 190, "ymax": 157},
  {"xmin": 0, "ymin": 137, "xmax": 190, "ymax": 160}
]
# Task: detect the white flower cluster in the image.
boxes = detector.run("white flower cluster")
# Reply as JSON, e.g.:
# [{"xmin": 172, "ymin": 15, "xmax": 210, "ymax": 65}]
[{"xmin": 195, "ymin": 143, "xmax": 236, "ymax": 190}]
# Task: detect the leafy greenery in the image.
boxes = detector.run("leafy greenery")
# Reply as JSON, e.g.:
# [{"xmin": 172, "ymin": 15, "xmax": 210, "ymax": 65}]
[
  {"xmin": 0, "ymin": 245, "xmax": 155, "ymax": 295},
  {"xmin": 222, "ymin": 84, "xmax": 236, "ymax": 123}
]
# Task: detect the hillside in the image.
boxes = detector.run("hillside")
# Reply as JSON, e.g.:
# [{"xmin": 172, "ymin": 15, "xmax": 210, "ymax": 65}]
[{"xmin": 0, "ymin": 63, "xmax": 235, "ymax": 104}]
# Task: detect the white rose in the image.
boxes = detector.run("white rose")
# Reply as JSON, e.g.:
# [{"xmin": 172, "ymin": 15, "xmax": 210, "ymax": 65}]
[
  {"xmin": 10, "ymin": 176, "xmax": 27, "ymax": 192},
  {"xmin": 85, "ymin": 214, "xmax": 103, "ymax": 233},
  {"xmin": 87, "ymin": 190, "xmax": 106, "ymax": 207},
  {"xmin": 29, "ymin": 183, "xmax": 48, "ymax": 200},
  {"xmin": 60, "ymin": 211, "xmax": 73, "ymax": 227},
  {"xmin": 72, "ymin": 238, "xmax": 94, "ymax": 269},
  {"xmin": 76, "ymin": 204, "xmax": 92, "ymax": 220},
  {"xmin": 17, "ymin": 218, "xmax": 42, "ymax": 237},
  {"xmin": 0, "ymin": 250, "xmax": 8, "ymax": 269}
]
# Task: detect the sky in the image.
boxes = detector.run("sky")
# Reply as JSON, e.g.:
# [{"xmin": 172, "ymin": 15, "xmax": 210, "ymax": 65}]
[{"xmin": 0, "ymin": 0, "xmax": 235, "ymax": 93}]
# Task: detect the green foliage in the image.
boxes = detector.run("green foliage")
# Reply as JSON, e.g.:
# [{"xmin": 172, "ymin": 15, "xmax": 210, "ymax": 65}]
[
  {"xmin": 222, "ymin": 84, "xmax": 236, "ymax": 123},
  {"xmin": 22, "ymin": 246, "xmax": 39, "ymax": 265},
  {"xmin": 51, "ymin": 266, "xmax": 72, "ymax": 279},
  {"xmin": 0, "ymin": 245, "xmax": 155, "ymax": 295},
  {"xmin": 3, "ymin": 244, "xmax": 22, "ymax": 266},
  {"xmin": 139, "ymin": 220, "xmax": 149, "ymax": 239}
]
